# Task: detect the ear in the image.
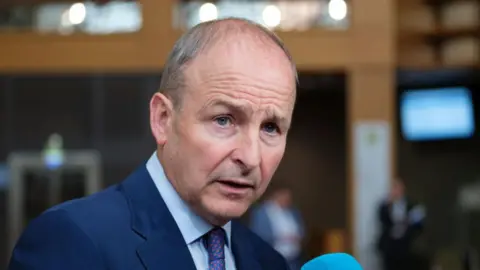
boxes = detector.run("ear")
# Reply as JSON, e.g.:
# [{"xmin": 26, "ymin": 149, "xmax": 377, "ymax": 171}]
[{"xmin": 150, "ymin": 92, "xmax": 174, "ymax": 145}]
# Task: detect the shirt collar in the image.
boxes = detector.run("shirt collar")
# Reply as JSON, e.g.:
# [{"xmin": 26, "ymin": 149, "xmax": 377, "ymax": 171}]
[{"xmin": 146, "ymin": 152, "xmax": 231, "ymax": 246}]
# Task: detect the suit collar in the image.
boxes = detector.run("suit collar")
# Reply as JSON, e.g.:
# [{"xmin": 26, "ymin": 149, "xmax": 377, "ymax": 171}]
[{"xmin": 120, "ymin": 165, "xmax": 197, "ymax": 270}]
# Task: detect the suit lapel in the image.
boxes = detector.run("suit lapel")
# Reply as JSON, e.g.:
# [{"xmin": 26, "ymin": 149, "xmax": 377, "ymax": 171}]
[
  {"xmin": 231, "ymin": 221, "xmax": 262, "ymax": 270},
  {"xmin": 121, "ymin": 165, "xmax": 196, "ymax": 270},
  {"xmin": 136, "ymin": 231, "xmax": 196, "ymax": 270}
]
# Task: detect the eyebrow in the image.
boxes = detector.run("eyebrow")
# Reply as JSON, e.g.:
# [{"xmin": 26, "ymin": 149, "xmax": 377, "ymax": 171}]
[
  {"xmin": 265, "ymin": 107, "xmax": 290, "ymax": 129},
  {"xmin": 202, "ymin": 98, "xmax": 290, "ymax": 128}
]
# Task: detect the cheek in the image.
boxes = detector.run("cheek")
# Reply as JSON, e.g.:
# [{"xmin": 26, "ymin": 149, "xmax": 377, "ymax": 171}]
[
  {"xmin": 187, "ymin": 128, "xmax": 234, "ymax": 174},
  {"xmin": 259, "ymin": 149, "xmax": 285, "ymax": 184}
]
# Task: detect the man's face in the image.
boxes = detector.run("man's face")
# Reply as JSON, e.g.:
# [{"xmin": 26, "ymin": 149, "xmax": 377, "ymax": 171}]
[{"xmin": 151, "ymin": 38, "xmax": 296, "ymax": 225}]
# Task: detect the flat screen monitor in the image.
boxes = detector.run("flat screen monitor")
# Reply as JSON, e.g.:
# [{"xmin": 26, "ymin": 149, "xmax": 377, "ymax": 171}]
[{"xmin": 400, "ymin": 86, "xmax": 475, "ymax": 141}]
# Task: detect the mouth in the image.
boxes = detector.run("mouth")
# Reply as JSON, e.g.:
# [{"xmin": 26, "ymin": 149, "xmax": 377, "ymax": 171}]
[{"xmin": 216, "ymin": 178, "xmax": 254, "ymax": 190}]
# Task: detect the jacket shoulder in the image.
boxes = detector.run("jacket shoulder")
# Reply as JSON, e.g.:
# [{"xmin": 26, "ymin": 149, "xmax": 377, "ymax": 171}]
[{"xmin": 47, "ymin": 185, "xmax": 130, "ymax": 235}]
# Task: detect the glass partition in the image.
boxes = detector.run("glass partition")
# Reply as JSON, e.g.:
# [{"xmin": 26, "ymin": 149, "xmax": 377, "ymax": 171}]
[
  {"xmin": 0, "ymin": 0, "xmax": 142, "ymax": 35},
  {"xmin": 174, "ymin": 0, "xmax": 349, "ymax": 31}
]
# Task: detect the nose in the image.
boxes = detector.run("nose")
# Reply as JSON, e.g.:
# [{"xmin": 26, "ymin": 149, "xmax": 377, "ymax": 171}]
[{"xmin": 231, "ymin": 132, "xmax": 261, "ymax": 174}]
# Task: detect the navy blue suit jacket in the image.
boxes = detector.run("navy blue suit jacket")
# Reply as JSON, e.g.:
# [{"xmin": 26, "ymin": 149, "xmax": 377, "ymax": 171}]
[{"xmin": 8, "ymin": 165, "xmax": 289, "ymax": 270}]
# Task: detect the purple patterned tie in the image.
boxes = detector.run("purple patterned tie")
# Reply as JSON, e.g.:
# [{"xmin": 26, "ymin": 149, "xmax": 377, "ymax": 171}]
[{"xmin": 205, "ymin": 227, "xmax": 226, "ymax": 270}]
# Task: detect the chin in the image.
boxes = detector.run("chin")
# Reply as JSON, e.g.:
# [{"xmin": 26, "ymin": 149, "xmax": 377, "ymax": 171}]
[{"xmin": 204, "ymin": 198, "xmax": 251, "ymax": 223}]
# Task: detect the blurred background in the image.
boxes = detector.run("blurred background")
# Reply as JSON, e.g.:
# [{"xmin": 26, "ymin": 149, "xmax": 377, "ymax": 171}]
[{"xmin": 0, "ymin": 0, "xmax": 480, "ymax": 269}]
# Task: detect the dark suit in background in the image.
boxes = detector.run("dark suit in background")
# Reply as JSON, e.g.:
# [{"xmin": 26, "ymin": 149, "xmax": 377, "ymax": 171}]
[{"xmin": 377, "ymin": 198, "xmax": 425, "ymax": 270}]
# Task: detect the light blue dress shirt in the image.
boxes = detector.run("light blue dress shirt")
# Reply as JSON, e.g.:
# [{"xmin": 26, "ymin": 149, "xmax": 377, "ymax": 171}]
[{"xmin": 146, "ymin": 152, "xmax": 236, "ymax": 270}]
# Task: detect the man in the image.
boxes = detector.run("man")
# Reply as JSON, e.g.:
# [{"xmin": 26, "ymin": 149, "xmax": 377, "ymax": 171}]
[
  {"xmin": 250, "ymin": 187, "xmax": 305, "ymax": 270},
  {"xmin": 8, "ymin": 18, "xmax": 297, "ymax": 270},
  {"xmin": 377, "ymin": 179, "xmax": 426, "ymax": 270}
]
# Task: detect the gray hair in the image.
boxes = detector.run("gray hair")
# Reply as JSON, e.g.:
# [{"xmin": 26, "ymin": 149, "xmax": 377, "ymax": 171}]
[{"xmin": 158, "ymin": 17, "xmax": 298, "ymax": 107}]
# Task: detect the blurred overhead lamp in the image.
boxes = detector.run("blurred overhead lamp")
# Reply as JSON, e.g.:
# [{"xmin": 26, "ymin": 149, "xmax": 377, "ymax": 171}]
[
  {"xmin": 68, "ymin": 2, "xmax": 87, "ymax": 25},
  {"xmin": 262, "ymin": 4, "xmax": 281, "ymax": 28},
  {"xmin": 199, "ymin": 2, "xmax": 218, "ymax": 22},
  {"xmin": 328, "ymin": 0, "xmax": 347, "ymax": 21}
]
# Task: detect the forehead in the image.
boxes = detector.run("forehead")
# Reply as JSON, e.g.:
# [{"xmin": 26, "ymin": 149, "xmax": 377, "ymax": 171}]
[{"xmin": 185, "ymin": 35, "xmax": 296, "ymax": 97}]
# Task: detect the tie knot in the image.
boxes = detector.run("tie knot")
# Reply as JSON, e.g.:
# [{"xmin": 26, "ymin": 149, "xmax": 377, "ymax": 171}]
[{"xmin": 205, "ymin": 227, "xmax": 226, "ymax": 262}]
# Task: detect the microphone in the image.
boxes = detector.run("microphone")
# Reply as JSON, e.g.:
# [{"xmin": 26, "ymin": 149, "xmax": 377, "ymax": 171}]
[{"xmin": 301, "ymin": 253, "xmax": 363, "ymax": 270}]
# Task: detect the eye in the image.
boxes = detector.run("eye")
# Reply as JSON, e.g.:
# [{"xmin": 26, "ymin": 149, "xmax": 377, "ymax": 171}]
[
  {"xmin": 262, "ymin": 122, "xmax": 280, "ymax": 135},
  {"xmin": 214, "ymin": 116, "xmax": 233, "ymax": 127}
]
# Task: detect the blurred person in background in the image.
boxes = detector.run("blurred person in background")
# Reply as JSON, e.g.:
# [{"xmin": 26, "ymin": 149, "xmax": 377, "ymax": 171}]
[
  {"xmin": 250, "ymin": 186, "xmax": 305, "ymax": 270},
  {"xmin": 8, "ymin": 18, "xmax": 297, "ymax": 270},
  {"xmin": 377, "ymin": 179, "xmax": 427, "ymax": 270}
]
